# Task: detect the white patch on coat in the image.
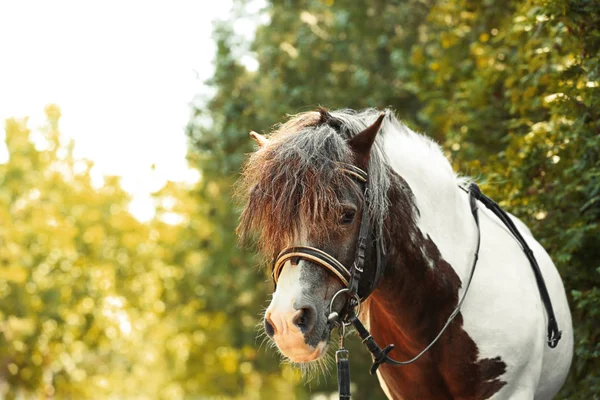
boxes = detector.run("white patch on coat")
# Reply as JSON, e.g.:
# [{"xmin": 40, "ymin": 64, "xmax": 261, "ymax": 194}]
[{"xmin": 378, "ymin": 123, "xmax": 573, "ymax": 399}]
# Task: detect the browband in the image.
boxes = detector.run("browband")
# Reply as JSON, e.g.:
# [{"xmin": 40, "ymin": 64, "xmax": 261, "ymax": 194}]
[{"xmin": 339, "ymin": 163, "xmax": 367, "ymax": 183}]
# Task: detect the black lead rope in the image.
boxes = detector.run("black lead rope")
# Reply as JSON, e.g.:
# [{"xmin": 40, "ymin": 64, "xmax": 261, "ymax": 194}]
[
  {"xmin": 335, "ymin": 183, "xmax": 562, "ymax": 399},
  {"xmin": 336, "ymin": 324, "xmax": 351, "ymax": 399}
]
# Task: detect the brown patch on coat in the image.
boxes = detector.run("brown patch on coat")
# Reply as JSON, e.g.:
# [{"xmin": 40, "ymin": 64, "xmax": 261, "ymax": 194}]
[{"xmin": 366, "ymin": 172, "xmax": 507, "ymax": 400}]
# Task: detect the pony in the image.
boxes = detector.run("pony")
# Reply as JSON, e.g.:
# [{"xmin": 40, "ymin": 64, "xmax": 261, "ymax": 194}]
[{"xmin": 237, "ymin": 108, "xmax": 573, "ymax": 399}]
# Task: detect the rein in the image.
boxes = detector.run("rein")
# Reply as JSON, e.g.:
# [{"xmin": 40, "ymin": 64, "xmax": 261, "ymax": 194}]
[{"xmin": 271, "ymin": 164, "xmax": 562, "ymax": 400}]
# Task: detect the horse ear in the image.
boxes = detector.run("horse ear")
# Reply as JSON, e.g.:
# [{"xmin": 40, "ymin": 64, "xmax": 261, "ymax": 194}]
[
  {"xmin": 249, "ymin": 131, "xmax": 270, "ymax": 147},
  {"xmin": 348, "ymin": 112, "xmax": 385, "ymax": 169}
]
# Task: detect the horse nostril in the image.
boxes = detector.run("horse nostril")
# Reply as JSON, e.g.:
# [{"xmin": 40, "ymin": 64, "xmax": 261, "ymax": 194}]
[
  {"xmin": 293, "ymin": 307, "xmax": 316, "ymax": 333},
  {"xmin": 264, "ymin": 314, "xmax": 275, "ymax": 337},
  {"xmin": 295, "ymin": 310, "xmax": 307, "ymax": 329}
]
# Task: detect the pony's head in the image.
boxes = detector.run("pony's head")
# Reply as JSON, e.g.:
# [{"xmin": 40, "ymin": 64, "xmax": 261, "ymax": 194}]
[{"xmin": 237, "ymin": 109, "xmax": 393, "ymax": 364}]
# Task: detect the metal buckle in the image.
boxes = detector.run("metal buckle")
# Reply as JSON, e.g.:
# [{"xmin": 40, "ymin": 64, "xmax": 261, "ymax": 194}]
[
  {"xmin": 336, "ymin": 348, "xmax": 349, "ymax": 363},
  {"xmin": 352, "ymin": 261, "xmax": 363, "ymax": 273},
  {"xmin": 548, "ymin": 330, "xmax": 562, "ymax": 348}
]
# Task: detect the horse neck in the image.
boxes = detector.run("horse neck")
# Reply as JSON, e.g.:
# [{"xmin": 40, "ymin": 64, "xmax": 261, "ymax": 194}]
[
  {"xmin": 380, "ymin": 126, "xmax": 476, "ymax": 279},
  {"xmin": 366, "ymin": 130, "xmax": 479, "ymax": 352}
]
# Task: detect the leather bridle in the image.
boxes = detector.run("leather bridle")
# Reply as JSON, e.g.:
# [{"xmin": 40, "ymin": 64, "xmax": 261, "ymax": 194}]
[
  {"xmin": 270, "ymin": 162, "xmax": 562, "ymax": 400},
  {"xmin": 272, "ymin": 163, "xmax": 383, "ymax": 307}
]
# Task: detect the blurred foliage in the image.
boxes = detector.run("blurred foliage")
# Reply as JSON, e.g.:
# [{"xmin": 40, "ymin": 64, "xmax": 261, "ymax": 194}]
[
  {"xmin": 188, "ymin": 0, "xmax": 599, "ymax": 398},
  {"xmin": 0, "ymin": 107, "xmax": 301, "ymax": 399},
  {"xmin": 412, "ymin": 1, "xmax": 600, "ymax": 397}
]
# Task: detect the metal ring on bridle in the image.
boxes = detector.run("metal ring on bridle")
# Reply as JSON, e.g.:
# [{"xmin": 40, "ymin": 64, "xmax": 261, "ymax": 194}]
[{"xmin": 329, "ymin": 288, "xmax": 361, "ymax": 321}]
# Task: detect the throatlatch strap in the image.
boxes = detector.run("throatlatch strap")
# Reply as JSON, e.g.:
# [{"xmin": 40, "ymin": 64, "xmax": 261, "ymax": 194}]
[{"xmin": 468, "ymin": 183, "xmax": 562, "ymax": 348}]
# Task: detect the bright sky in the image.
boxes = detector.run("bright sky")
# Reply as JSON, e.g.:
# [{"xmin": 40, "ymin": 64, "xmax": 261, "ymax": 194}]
[{"xmin": 0, "ymin": 1, "xmax": 253, "ymax": 221}]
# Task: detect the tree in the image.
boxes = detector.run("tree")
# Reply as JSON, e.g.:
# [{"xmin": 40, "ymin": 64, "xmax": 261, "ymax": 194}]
[
  {"xmin": 188, "ymin": 0, "xmax": 599, "ymax": 397},
  {"xmin": 0, "ymin": 106, "xmax": 301, "ymax": 398},
  {"xmin": 410, "ymin": 1, "xmax": 600, "ymax": 396}
]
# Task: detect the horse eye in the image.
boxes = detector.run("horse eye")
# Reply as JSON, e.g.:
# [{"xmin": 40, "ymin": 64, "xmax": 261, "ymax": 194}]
[{"xmin": 339, "ymin": 210, "xmax": 356, "ymax": 225}]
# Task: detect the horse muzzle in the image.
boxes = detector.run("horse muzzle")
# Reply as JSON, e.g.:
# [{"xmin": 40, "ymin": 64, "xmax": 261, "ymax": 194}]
[
  {"xmin": 264, "ymin": 306, "xmax": 329, "ymax": 362},
  {"xmin": 264, "ymin": 259, "xmax": 338, "ymax": 362}
]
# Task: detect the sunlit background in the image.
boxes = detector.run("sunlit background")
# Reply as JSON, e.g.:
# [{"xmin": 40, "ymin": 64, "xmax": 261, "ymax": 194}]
[
  {"xmin": 0, "ymin": 0, "xmax": 598, "ymax": 399},
  {"xmin": 0, "ymin": 0, "xmax": 259, "ymax": 221}
]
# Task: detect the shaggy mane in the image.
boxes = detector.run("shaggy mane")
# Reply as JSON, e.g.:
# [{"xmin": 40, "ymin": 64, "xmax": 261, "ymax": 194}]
[{"xmin": 237, "ymin": 108, "xmax": 393, "ymax": 260}]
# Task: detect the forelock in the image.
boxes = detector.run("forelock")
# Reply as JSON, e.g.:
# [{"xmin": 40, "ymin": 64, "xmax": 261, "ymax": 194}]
[{"xmin": 237, "ymin": 109, "xmax": 393, "ymax": 259}]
